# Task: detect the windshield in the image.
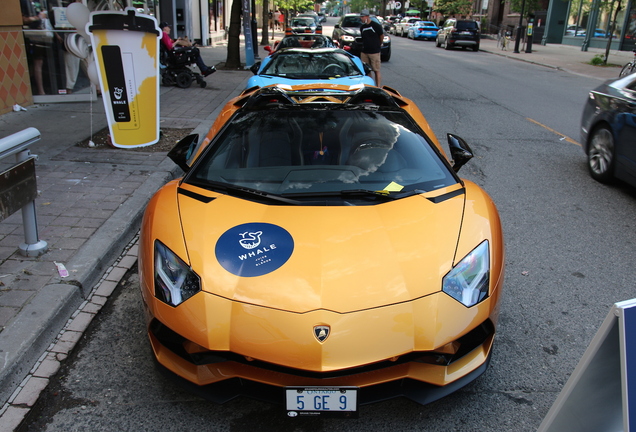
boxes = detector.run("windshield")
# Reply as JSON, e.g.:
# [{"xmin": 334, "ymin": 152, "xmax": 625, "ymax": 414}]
[
  {"xmin": 277, "ymin": 36, "xmax": 333, "ymax": 49},
  {"xmin": 185, "ymin": 108, "xmax": 457, "ymax": 202},
  {"xmin": 342, "ymin": 16, "xmax": 362, "ymax": 27},
  {"xmin": 261, "ymin": 51, "xmax": 363, "ymax": 78},
  {"xmin": 291, "ymin": 18, "xmax": 315, "ymax": 27}
]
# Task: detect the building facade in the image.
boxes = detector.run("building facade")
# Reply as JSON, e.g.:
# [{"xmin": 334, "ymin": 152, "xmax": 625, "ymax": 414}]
[{"xmin": 0, "ymin": 0, "xmax": 236, "ymax": 115}]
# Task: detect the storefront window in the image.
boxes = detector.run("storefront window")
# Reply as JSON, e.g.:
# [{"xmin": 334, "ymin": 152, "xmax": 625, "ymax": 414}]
[
  {"xmin": 593, "ymin": 0, "xmax": 624, "ymax": 39},
  {"xmin": 566, "ymin": 0, "xmax": 591, "ymax": 37},
  {"xmin": 625, "ymin": 1, "xmax": 636, "ymax": 48},
  {"xmin": 20, "ymin": 0, "xmax": 157, "ymax": 101},
  {"xmin": 20, "ymin": 0, "xmax": 93, "ymax": 98}
]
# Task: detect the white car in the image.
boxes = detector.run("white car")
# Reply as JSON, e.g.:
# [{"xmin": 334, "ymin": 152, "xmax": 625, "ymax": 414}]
[{"xmin": 394, "ymin": 17, "xmax": 422, "ymax": 37}]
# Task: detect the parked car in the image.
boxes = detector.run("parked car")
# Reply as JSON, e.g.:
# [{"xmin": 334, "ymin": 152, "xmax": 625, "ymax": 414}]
[
  {"xmin": 565, "ymin": 25, "xmax": 586, "ymax": 37},
  {"xmin": 408, "ymin": 21, "xmax": 439, "ymax": 40},
  {"xmin": 394, "ymin": 17, "xmax": 421, "ymax": 37},
  {"xmin": 436, "ymin": 18, "xmax": 480, "ymax": 51},
  {"xmin": 140, "ymin": 84, "xmax": 504, "ymax": 415},
  {"xmin": 580, "ymin": 74, "xmax": 636, "ymax": 186},
  {"xmin": 289, "ymin": 16, "xmax": 319, "ymax": 34},
  {"xmin": 332, "ymin": 13, "xmax": 392, "ymax": 61},
  {"xmin": 246, "ymin": 47, "xmax": 374, "ymax": 88}
]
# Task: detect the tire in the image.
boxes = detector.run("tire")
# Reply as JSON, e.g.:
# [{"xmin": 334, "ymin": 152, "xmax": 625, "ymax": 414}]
[
  {"xmin": 199, "ymin": 80, "xmax": 207, "ymax": 88},
  {"xmin": 444, "ymin": 39, "xmax": 452, "ymax": 50},
  {"xmin": 381, "ymin": 47, "xmax": 391, "ymax": 62},
  {"xmin": 176, "ymin": 71, "xmax": 193, "ymax": 88},
  {"xmin": 473, "ymin": 43, "xmax": 480, "ymax": 51},
  {"xmin": 619, "ymin": 62, "xmax": 635, "ymax": 78},
  {"xmin": 587, "ymin": 125, "xmax": 615, "ymax": 183},
  {"xmin": 435, "ymin": 37, "xmax": 441, "ymax": 47}
]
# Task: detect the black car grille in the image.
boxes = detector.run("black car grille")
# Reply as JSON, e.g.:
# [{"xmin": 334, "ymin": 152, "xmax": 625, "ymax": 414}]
[{"xmin": 150, "ymin": 318, "xmax": 495, "ymax": 379}]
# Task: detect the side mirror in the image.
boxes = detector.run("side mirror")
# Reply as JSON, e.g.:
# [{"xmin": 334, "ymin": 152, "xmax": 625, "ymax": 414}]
[
  {"xmin": 447, "ymin": 133, "xmax": 473, "ymax": 173},
  {"xmin": 342, "ymin": 45, "xmax": 351, "ymax": 51},
  {"xmin": 264, "ymin": 45, "xmax": 272, "ymax": 53},
  {"xmin": 168, "ymin": 134, "xmax": 199, "ymax": 173},
  {"xmin": 250, "ymin": 61, "xmax": 261, "ymax": 75},
  {"xmin": 334, "ymin": 24, "xmax": 340, "ymax": 29}
]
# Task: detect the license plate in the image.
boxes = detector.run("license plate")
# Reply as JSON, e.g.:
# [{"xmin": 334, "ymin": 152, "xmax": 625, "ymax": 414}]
[{"xmin": 285, "ymin": 387, "xmax": 358, "ymax": 418}]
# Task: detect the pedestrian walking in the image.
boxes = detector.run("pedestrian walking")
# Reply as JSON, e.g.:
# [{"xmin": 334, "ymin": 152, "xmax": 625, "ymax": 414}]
[
  {"xmin": 359, "ymin": 9, "xmax": 384, "ymax": 87},
  {"xmin": 274, "ymin": 10, "xmax": 281, "ymax": 31}
]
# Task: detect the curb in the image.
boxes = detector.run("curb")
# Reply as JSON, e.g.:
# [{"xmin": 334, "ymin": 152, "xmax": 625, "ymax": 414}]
[{"xmin": 0, "ymin": 163, "xmax": 180, "ymax": 407}]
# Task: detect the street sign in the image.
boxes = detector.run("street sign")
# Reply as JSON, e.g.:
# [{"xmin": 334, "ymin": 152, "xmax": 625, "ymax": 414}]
[
  {"xmin": 394, "ymin": 2, "xmax": 402, "ymax": 9},
  {"xmin": 538, "ymin": 299, "xmax": 636, "ymax": 432}
]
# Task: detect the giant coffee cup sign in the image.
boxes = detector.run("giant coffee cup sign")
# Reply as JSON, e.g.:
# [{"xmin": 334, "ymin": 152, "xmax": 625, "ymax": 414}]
[{"xmin": 88, "ymin": 8, "xmax": 160, "ymax": 148}]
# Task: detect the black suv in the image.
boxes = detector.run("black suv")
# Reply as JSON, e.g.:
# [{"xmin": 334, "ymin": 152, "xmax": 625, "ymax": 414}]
[
  {"xmin": 332, "ymin": 14, "xmax": 392, "ymax": 61},
  {"xmin": 435, "ymin": 19, "xmax": 480, "ymax": 51}
]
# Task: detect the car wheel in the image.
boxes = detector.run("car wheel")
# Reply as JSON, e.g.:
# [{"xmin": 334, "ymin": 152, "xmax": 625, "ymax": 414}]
[
  {"xmin": 381, "ymin": 47, "xmax": 391, "ymax": 62},
  {"xmin": 587, "ymin": 125, "xmax": 615, "ymax": 183},
  {"xmin": 435, "ymin": 37, "xmax": 441, "ymax": 47},
  {"xmin": 473, "ymin": 44, "xmax": 480, "ymax": 51},
  {"xmin": 444, "ymin": 39, "xmax": 452, "ymax": 50}
]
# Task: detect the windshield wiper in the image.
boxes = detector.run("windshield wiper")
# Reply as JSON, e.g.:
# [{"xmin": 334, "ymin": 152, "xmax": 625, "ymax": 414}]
[
  {"xmin": 191, "ymin": 180, "xmax": 300, "ymax": 205},
  {"xmin": 282, "ymin": 189, "xmax": 408, "ymax": 201}
]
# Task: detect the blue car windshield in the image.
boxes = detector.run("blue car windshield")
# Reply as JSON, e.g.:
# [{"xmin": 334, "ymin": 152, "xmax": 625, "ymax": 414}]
[
  {"xmin": 261, "ymin": 51, "xmax": 363, "ymax": 79},
  {"xmin": 186, "ymin": 108, "xmax": 458, "ymax": 199}
]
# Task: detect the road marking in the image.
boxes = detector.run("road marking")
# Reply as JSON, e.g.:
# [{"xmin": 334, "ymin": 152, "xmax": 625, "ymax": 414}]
[{"xmin": 527, "ymin": 118, "xmax": 581, "ymax": 147}]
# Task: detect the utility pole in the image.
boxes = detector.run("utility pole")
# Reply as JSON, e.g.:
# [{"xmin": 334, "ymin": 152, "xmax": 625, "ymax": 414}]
[{"xmin": 513, "ymin": 0, "xmax": 526, "ymax": 53}]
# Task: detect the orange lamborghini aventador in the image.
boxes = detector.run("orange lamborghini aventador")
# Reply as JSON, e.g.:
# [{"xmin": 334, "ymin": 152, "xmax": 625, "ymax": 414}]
[{"xmin": 138, "ymin": 84, "xmax": 505, "ymax": 417}]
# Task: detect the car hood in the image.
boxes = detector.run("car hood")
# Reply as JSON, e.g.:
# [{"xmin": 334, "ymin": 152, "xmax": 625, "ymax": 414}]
[
  {"xmin": 340, "ymin": 27, "xmax": 361, "ymax": 36},
  {"xmin": 176, "ymin": 184, "xmax": 465, "ymax": 314}
]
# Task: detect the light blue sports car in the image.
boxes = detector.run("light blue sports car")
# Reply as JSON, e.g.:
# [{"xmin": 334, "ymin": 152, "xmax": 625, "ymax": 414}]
[
  {"xmin": 408, "ymin": 21, "xmax": 439, "ymax": 41},
  {"xmin": 247, "ymin": 47, "xmax": 375, "ymax": 89}
]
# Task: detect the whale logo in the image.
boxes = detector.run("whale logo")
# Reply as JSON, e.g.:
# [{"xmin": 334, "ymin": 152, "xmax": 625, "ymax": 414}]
[{"xmin": 238, "ymin": 231, "xmax": 263, "ymax": 250}]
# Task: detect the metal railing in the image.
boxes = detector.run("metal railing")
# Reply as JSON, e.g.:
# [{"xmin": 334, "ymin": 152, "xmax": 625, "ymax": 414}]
[{"xmin": 0, "ymin": 127, "xmax": 48, "ymax": 257}]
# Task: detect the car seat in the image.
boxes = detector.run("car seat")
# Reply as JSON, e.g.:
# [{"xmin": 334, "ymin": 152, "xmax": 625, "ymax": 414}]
[{"xmin": 160, "ymin": 45, "xmax": 207, "ymax": 88}]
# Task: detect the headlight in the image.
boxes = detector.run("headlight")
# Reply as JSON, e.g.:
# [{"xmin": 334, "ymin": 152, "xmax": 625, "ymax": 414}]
[
  {"xmin": 342, "ymin": 35, "xmax": 355, "ymax": 42},
  {"xmin": 442, "ymin": 241, "xmax": 490, "ymax": 307},
  {"xmin": 154, "ymin": 240, "xmax": 201, "ymax": 307},
  {"xmin": 383, "ymin": 35, "xmax": 390, "ymax": 43}
]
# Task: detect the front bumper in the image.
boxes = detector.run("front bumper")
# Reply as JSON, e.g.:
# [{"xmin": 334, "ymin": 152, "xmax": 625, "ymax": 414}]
[
  {"xmin": 154, "ymin": 345, "xmax": 493, "ymax": 406},
  {"xmin": 340, "ymin": 38, "xmax": 390, "ymax": 57},
  {"xmin": 143, "ymin": 290, "xmax": 498, "ymax": 406}
]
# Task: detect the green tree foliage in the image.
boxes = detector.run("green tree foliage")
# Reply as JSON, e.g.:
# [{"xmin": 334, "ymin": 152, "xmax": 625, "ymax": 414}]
[
  {"xmin": 508, "ymin": 0, "xmax": 544, "ymax": 16},
  {"xmin": 433, "ymin": 0, "xmax": 473, "ymax": 17}
]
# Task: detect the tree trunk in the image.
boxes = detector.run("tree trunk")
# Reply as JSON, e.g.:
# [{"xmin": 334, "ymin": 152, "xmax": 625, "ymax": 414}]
[
  {"xmin": 604, "ymin": 0, "xmax": 622, "ymax": 65},
  {"xmin": 226, "ymin": 0, "xmax": 243, "ymax": 69},
  {"xmin": 261, "ymin": 0, "xmax": 269, "ymax": 45}
]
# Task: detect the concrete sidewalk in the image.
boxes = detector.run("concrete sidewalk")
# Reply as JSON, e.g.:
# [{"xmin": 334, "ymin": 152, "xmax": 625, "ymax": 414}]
[
  {"xmin": 0, "ymin": 32, "xmax": 632, "ymax": 430},
  {"xmin": 478, "ymin": 36, "xmax": 632, "ymax": 81}
]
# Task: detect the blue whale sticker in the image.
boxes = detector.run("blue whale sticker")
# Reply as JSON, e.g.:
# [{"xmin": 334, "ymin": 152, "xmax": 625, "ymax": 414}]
[{"xmin": 215, "ymin": 223, "xmax": 294, "ymax": 277}]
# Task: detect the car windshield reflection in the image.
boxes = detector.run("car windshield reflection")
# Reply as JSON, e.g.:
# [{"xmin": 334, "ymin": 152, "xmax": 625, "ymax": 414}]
[
  {"xmin": 261, "ymin": 51, "xmax": 364, "ymax": 78},
  {"xmin": 186, "ymin": 109, "xmax": 457, "ymax": 201}
]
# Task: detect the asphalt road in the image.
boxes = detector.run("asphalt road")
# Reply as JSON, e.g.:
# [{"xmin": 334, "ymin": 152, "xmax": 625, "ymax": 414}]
[{"xmin": 18, "ymin": 25, "xmax": 636, "ymax": 432}]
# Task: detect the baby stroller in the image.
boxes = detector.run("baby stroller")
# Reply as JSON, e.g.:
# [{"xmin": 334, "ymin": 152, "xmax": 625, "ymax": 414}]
[{"xmin": 160, "ymin": 45, "xmax": 208, "ymax": 88}]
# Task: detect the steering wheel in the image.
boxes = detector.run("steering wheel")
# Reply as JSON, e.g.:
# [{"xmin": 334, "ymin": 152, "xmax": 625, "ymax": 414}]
[{"xmin": 323, "ymin": 63, "xmax": 347, "ymax": 77}]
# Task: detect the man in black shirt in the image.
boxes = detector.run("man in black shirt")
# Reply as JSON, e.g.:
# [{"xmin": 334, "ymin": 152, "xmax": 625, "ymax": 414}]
[{"xmin": 359, "ymin": 9, "xmax": 384, "ymax": 87}]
